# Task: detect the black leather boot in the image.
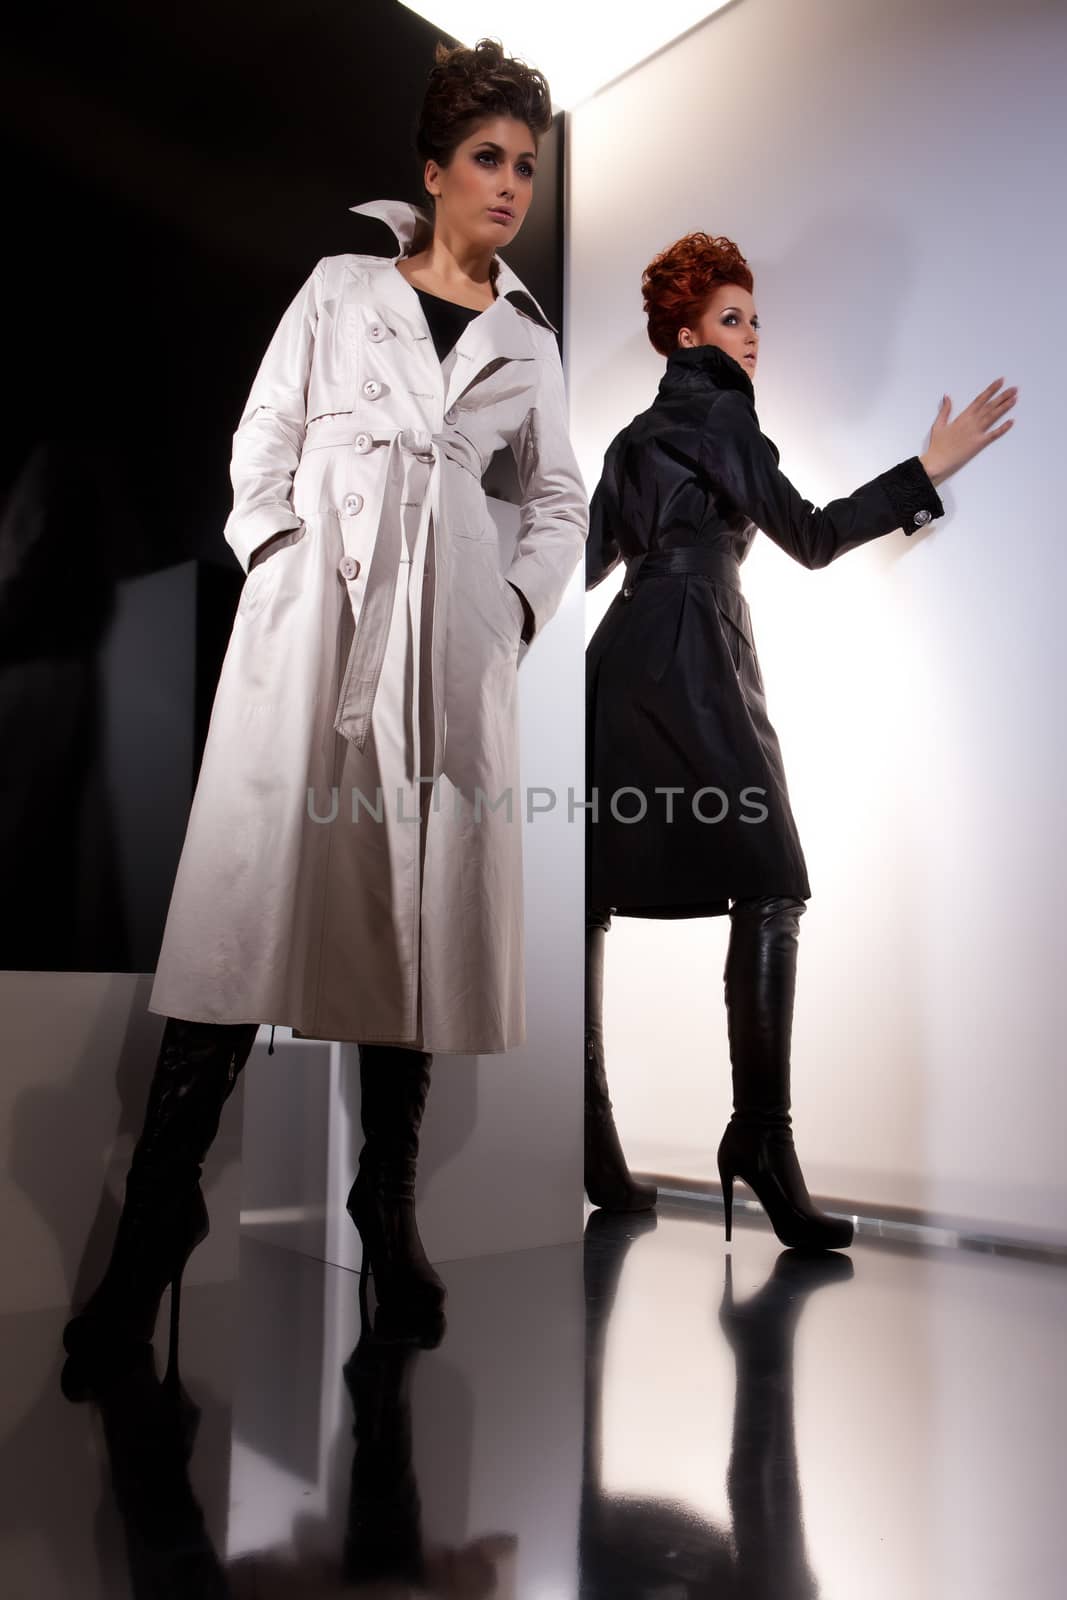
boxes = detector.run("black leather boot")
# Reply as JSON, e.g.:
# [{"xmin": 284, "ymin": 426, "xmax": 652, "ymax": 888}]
[
  {"xmin": 584, "ymin": 913, "xmax": 657, "ymax": 1212},
  {"xmin": 717, "ymin": 896, "xmax": 853, "ymax": 1252},
  {"xmin": 63, "ymin": 1017, "xmax": 259, "ymax": 1377},
  {"xmin": 346, "ymin": 1045, "xmax": 446, "ymax": 1348}
]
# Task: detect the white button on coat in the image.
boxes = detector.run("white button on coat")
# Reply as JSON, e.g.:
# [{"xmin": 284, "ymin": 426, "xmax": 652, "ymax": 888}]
[
  {"xmin": 339, "ymin": 555, "xmax": 361, "ymax": 579},
  {"xmin": 363, "ymin": 379, "xmax": 383, "ymax": 399},
  {"xmin": 444, "ymin": 407, "xmax": 458, "ymax": 424},
  {"xmin": 343, "ymin": 493, "xmax": 364, "ymax": 516},
  {"xmin": 149, "ymin": 197, "xmax": 587, "ymax": 1055},
  {"xmin": 367, "ymin": 323, "xmax": 388, "ymax": 342}
]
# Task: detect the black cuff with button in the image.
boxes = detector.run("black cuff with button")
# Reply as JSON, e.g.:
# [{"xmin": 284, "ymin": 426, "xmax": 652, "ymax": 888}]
[{"xmin": 881, "ymin": 456, "xmax": 945, "ymax": 536}]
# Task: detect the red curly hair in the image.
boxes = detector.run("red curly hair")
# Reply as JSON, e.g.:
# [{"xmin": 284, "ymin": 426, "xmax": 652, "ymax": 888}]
[{"xmin": 642, "ymin": 232, "xmax": 754, "ymax": 357}]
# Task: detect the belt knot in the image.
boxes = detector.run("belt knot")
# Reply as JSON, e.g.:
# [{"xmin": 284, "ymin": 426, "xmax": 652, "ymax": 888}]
[{"xmin": 398, "ymin": 428, "xmax": 435, "ymax": 460}]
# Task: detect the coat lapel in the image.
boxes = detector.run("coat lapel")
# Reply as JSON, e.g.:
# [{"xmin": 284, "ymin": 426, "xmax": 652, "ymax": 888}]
[{"xmin": 442, "ymin": 295, "xmax": 537, "ymax": 411}]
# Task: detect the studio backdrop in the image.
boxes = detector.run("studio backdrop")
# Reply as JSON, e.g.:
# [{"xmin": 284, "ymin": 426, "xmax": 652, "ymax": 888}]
[
  {"xmin": 568, "ymin": 0, "xmax": 1066, "ymax": 1241},
  {"xmin": 0, "ymin": 0, "xmax": 563, "ymax": 976}
]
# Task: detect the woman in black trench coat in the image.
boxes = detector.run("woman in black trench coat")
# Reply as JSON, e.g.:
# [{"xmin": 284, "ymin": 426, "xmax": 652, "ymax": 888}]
[{"xmin": 583, "ymin": 231, "xmax": 1017, "ymax": 1248}]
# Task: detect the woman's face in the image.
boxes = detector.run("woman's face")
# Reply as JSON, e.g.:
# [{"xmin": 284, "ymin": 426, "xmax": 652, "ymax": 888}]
[
  {"xmin": 427, "ymin": 116, "xmax": 538, "ymax": 252},
  {"xmin": 678, "ymin": 283, "xmax": 760, "ymax": 378}
]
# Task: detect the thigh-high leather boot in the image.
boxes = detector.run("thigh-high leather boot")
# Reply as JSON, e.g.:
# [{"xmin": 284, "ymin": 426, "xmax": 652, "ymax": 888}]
[
  {"xmin": 63, "ymin": 1017, "xmax": 259, "ymax": 1372},
  {"xmin": 346, "ymin": 1045, "xmax": 446, "ymax": 1347},
  {"xmin": 717, "ymin": 896, "xmax": 853, "ymax": 1251},
  {"xmin": 584, "ymin": 909, "xmax": 657, "ymax": 1212}
]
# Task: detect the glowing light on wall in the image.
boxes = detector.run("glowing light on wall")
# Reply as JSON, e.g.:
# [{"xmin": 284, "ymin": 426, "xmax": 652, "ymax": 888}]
[{"xmin": 399, "ymin": 2, "xmax": 736, "ymax": 110}]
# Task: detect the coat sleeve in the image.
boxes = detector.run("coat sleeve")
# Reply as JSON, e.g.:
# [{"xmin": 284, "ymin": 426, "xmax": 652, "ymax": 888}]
[
  {"xmin": 701, "ymin": 389, "xmax": 944, "ymax": 569},
  {"xmin": 502, "ymin": 338, "xmax": 589, "ymax": 641},
  {"xmin": 585, "ymin": 431, "xmax": 626, "ymax": 591},
  {"xmin": 222, "ymin": 259, "xmax": 326, "ymax": 574}
]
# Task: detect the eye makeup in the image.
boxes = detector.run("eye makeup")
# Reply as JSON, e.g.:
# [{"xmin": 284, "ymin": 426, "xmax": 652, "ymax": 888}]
[{"xmin": 472, "ymin": 143, "xmax": 537, "ymax": 178}]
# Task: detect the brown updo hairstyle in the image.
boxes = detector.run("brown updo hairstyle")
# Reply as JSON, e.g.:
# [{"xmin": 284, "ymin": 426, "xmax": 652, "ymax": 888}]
[
  {"xmin": 416, "ymin": 37, "xmax": 553, "ymax": 206},
  {"xmin": 642, "ymin": 232, "xmax": 754, "ymax": 357}
]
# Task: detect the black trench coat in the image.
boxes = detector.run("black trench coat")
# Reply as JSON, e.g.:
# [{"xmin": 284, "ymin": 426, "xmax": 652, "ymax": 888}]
[{"xmin": 586, "ymin": 344, "xmax": 943, "ymax": 918}]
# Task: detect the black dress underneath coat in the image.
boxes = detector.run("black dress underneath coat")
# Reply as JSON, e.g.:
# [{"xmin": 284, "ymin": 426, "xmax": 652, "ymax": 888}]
[{"xmin": 585, "ymin": 343, "xmax": 944, "ymax": 918}]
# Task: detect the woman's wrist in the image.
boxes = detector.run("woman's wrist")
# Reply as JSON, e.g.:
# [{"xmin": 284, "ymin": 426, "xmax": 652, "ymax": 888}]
[{"xmin": 919, "ymin": 451, "xmax": 947, "ymax": 489}]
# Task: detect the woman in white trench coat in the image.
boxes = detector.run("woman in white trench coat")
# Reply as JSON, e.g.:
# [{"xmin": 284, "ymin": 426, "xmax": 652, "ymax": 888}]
[{"xmin": 63, "ymin": 39, "xmax": 586, "ymax": 1368}]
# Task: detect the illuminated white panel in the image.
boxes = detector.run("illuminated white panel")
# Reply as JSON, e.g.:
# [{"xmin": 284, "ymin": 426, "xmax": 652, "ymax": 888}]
[{"xmin": 399, "ymin": 1, "xmax": 735, "ymax": 109}]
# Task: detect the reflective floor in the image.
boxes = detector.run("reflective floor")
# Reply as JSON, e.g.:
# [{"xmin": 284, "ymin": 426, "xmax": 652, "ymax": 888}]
[{"xmin": 4, "ymin": 1200, "xmax": 1065, "ymax": 1598}]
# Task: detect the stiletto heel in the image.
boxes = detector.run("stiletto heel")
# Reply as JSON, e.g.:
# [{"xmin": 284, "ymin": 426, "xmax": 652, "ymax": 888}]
[
  {"xmin": 720, "ymin": 1163, "xmax": 734, "ymax": 1243},
  {"xmin": 716, "ymin": 1122, "xmax": 852, "ymax": 1251},
  {"xmin": 64, "ymin": 1190, "xmax": 209, "ymax": 1362},
  {"xmin": 348, "ymin": 1171, "xmax": 445, "ymax": 1348}
]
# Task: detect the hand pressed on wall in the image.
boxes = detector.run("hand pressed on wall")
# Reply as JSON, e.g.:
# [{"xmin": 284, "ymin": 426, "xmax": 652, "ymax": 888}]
[{"xmin": 919, "ymin": 378, "xmax": 1018, "ymax": 487}]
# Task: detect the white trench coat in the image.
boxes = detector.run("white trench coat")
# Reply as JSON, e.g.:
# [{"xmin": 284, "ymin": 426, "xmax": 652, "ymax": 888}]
[{"xmin": 148, "ymin": 199, "xmax": 587, "ymax": 1052}]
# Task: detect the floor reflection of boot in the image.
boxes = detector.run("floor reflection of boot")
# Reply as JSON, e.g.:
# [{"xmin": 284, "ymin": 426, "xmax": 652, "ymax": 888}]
[
  {"xmin": 81, "ymin": 1344, "xmax": 230, "ymax": 1599},
  {"xmin": 721, "ymin": 1250, "xmax": 854, "ymax": 1599},
  {"xmin": 341, "ymin": 1326, "xmax": 427, "ymax": 1589},
  {"xmin": 341, "ymin": 1294, "xmax": 519, "ymax": 1599},
  {"xmin": 580, "ymin": 1209, "xmax": 734, "ymax": 1598}
]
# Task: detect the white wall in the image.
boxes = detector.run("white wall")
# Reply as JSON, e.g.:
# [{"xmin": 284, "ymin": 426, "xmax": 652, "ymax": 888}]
[{"xmin": 568, "ymin": 0, "xmax": 1067, "ymax": 1237}]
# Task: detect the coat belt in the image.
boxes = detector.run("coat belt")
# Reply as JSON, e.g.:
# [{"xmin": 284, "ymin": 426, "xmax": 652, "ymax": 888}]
[
  {"xmin": 622, "ymin": 547, "xmax": 743, "ymax": 597},
  {"xmin": 333, "ymin": 427, "xmax": 481, "ymax": 777}
]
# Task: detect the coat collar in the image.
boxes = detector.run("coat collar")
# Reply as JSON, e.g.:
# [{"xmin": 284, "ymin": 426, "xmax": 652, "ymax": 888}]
[
  {"xmin": 348, "ymin": 199, "xmax": 557, "ymax": 411},
  {"xmin": 658, "ymin": 344, "xmax": 755, "ymax": 405},
  {"xmin": 349, "ymin": 198, "xmax": 558, "ymax": 335}
]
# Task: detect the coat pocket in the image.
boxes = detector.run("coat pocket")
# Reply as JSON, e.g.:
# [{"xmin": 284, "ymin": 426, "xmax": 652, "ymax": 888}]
[
  {"xmin": 457, "ymin": 543, "xmax": 524, "ymax": 651},
  {"xmin": 497, "ymin": 571, "xmax": 526, "ymax": 644},
  {"xmin": 706, "ymin": 579, "xmax": 763, "ymax": 690},
  {"xmin": 239, "ymin": 522, "xmax": 309, "ymax": 619}
]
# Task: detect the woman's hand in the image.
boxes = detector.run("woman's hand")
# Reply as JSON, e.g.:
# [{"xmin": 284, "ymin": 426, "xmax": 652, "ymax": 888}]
[{"xmin": 919, "ymin": 378, "xmax": 1018, "ymax": 487}]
